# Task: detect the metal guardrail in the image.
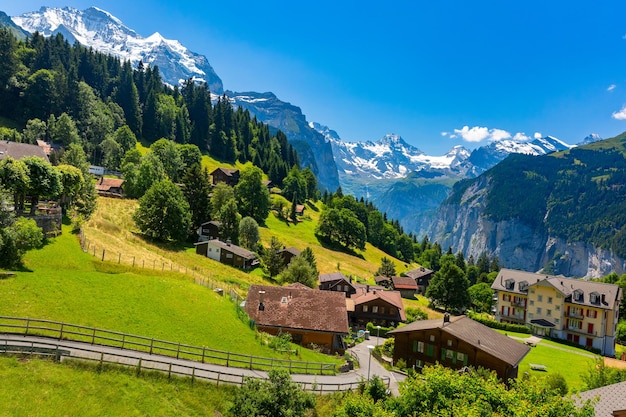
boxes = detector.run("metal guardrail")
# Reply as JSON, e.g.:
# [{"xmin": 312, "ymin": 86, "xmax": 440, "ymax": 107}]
[
  {"xmin": 0, "ymin": 316, "xmax": 338, "ymax": 375},
  {"xmin": 0, "ymin": 338, "xmax": 387, "ymax": 392}
]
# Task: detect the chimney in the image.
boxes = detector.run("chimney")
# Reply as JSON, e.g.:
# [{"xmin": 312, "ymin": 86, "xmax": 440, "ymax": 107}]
[
  {"xmin": 602, "ymin": 294, "xmax": 606, "ymax": 304},
  {"xmin": 373, "ymin": 290, "xmax": 377, "ymax": 295},
  {"xmin": 366, "ymin": 285, "xmax": 370, "ymax": 293},
  {"xmin": 226, "ymin": 239, "xmax": 231, "ymax": 246},
  {"xmin": 443, "ymin": 313, "xmax": 450, "ymax": 324},
  {"xmin": 258, "ymin": 302, "xmax": 264, "ymax": 311}
]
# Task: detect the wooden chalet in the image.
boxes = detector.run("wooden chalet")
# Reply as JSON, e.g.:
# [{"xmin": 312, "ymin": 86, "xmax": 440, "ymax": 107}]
[
  {"xmin": 194, "ymin": 239, "xmax": 258, "ymax": 270},
  {"xmin": 278, "ymin": 246, "xmax": 301, "ymax": 266},
  {"xmin": 318, "ymin": 272, "xmax": 357, "ymax": 297},
  {"xmin": 350, "ymin": 285, "xmax": 406, "ymax": 328},
  {"xmin": 210, "ymin": 167, "xmax": 240, "ymax": 186},
  {"xmin": 389, "ymin": 315, "xmax": 530, "ymax": 382},
  {"xmin": 245, "ymin": 284, "xmax": 349, "ymax": 354},
  {"xmin": 404, "ymin": 266, "xmax": 434, "ymax": 294},
  {"xmin": 95, "ymin": 177, "xmax": 124, "ymax": 198},
  {"xmin": 391, "ymin": 276, "xmax": 419, "ymax": 298},
  {"xmin": 197, "ymin": 220, "xmax": 221, "ymax": 242}
]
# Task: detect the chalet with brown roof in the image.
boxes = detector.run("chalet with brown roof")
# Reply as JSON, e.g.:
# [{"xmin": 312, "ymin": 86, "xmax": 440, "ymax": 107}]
[
  {"xmin": 491, "ymin": 268, "xmax": 622, "ymax": 355},
  {"xmin": 318, "ymin": 272, "xmax": 357, "ymax": 297},
  {"xmin": 374, "ymin": 276, "xmax": 392, "ymax": 288},
  {"xmin": 404, "ymin": 266, "xmax": 434, "ymax": 294},
  {"xmin": 0, "ymin": 141, "xmax": 49, "ymax": 162},
  {"xmin": 278, "ymin": 246, "xmax": 301, "ymax": 266},
  {"xmin": 95, "ymin": 177, "xmax": 124, "ymax": 198},
  {"xmin": 210, "ymin": 167, "xmax": 240, "ymax": 186},
  {"xmin": 391, "ymin": 276, "xmax": 419, "ymax": 298},
  {"xmin": 350, "ymin": 286, "xmax": 406, "ymax": 328},
  {"xmin": 295, "ymin": 204, "xmax": 305, "ymax": 216},
  {"xmin": 194, "ymin": 239, "xmax": 258, "ymax": 270},
  {"xmin": 197, "ymin": 220, "xmax": 221, "ymax": 242},
  {"xmin": 389, "ymin": 315, "xmax": 531, "ymax": 382},
  {"xmin": 245, "ymin": 284, "xmax": 349, "ymax": 354}
]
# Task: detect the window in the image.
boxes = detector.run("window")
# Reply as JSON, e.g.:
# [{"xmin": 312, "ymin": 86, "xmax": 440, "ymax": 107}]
[
  {"xmin": 447, "ymin": 339, "xmax": 452, "ymax": 347},
  {"xmin": 528, "ymin": 313, "xmax": 534, "ymax": 318},
  {"xmin": 380, "ymin": 307, "xmax": 385, "ymax": 314},
  {"xmin": 574, "ymin": 290, "xmax": 584, "ymax": 302},
  {"xmin": 530, "ymin": 289, "xmax": 535, "ymax": 294},
  {"xmin": 530, "ymin": 300, "xmax": 534, "ymax": 306},
  {"xmin": 556, "ymin": 305, "xmax": 560, "ymax": 311},
  {"xmin": 548, "ymin": 297, "xmax": 553, "ymax": 304},
  {"xmin": 446, "ymin": 349, "xmax": 454, "ymax": 360},
  {"xmin": 363, "ymin": 305, "xmax": 369, "ymax": 313},
  {"xmin": 538, "ymin": 295, "xmax": 543, "ymax": 302},
  {"xmin": 226, "ymin": 253, "xmax": 233, "ymax": 259},
  {"xmin": 416, "ymin": 359, "xmax": 423, "ymax": 368},
  {"xmin": 457, "ymin": 352, "xmax": 467, "ymax": 365},
  {"xmin": 417, "ymin": 341, "xmax": 424, "ymax": 353},
  {"xmin": 536, "ymin": 307, "xmax": 542, "ymax": 314},
  {"xmin": 547, "ymin": 309, "xmax": 552, "ymax": 317},
  {"xmin": 426, "ymin": 344, "xmax": 434, "ymax": 357},
  {"xmin": 429, "ymin": 335, "xmax": 435, "ymax": 342},
  {"xmin": 208, "ymin": 248, "xmax": 212, "ymax": 252},
  {"xmin": 590, "ymin": 293, "xmax": 600, "ymax": 304},
  {"xmin": 555, "ymin": 318, "xmax": 560, "ymax": 324},
  {"xmin": 372, "ymin": 306, "xmax": 379, "ymax": 313}
]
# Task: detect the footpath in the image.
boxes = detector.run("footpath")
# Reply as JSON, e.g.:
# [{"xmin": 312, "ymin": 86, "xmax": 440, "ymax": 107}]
[{"xmin": 0, "ymin": 333, "xmax": 404, "ymax": 394}]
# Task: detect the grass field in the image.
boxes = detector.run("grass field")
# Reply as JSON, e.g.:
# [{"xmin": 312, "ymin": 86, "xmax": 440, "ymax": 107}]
[
  {"xmin": 0, "ymin": 356, "xmax": 234, "ymax": 416},
  {"xmin": 0, "ymin": 225, "xmax": 335, "ymax": 365}
]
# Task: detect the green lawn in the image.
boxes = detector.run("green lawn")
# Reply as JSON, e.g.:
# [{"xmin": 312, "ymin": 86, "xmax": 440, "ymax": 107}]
[
  {"xmin": 0, "ymin": 356, "xmax": 233, "ymax": 416},
  {"xmin": 0, "ymin": 226, "xmax": 336, "ymax": 365}
]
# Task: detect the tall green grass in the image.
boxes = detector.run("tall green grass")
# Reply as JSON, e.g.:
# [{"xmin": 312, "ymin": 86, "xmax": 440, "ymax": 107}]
[
  {"xmin": 0, "ymin": 226, "xmax": 335, "ymax": 364},
  {"xmin": 0, "ymin": 356, "xmax": 233, "ymax": 416}
]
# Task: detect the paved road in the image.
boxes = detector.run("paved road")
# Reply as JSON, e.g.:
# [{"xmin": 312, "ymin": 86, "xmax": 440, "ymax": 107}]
[{"xmin": 0, "ymin": 333, "xmax": 404, "ymax": 394}]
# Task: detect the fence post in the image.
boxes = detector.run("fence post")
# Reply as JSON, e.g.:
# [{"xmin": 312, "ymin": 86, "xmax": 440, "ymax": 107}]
[
  {"xmin": 99, "ymin": 351, "xmax": 104, "ymax": 369},
  {"xmin": 201, "ymin": 347, "xmax": 205, "ymax": 363},
  {"xmin": 153, "ymin": 260, "xmax": 155, "ymax": 269},
  {"xmin": 59, "ymin": 323, "xmax": 63, "ymax": 340},
  {"xmin": 92, "ymin": 328, "xmax": 96, "ymax": 345},
  {"xmin": 177, "ymin": 342, "xmax": 180, "ymax": 359},
  {"xmin": 118, "ymin": 253, "xmax": 121, "ymax": 264},
  {"xmin": 249, "ymin": 355, "xmax": 253, "ymax": 370},
  {"xmin": 216, "ymin": 372, "xmax": 221, "ymax": 387},
  {"xmin": 93, "ymin": 246, "xmax": 96, "ymax": 256},
  {"xmin": 168, "ymin": 363, "xmax": 172, "ymax": 379},
  {"xmin": 150, "ymin": 339, "xmax": 154, "ymax": 355},
  {"xmin": 121, "ymin": 334, "xmax": 125, "ymax": 349},
  {"xmin": 25, "ymin": 318, "xmax": 30, "ymax": 335},
  {"xmin": 133, "ymin": 257, "xmax": 135, "ymax": 267},
  {"xmin": 136, "ymin": 358, "xmax": 142, "ymax": 376},
  {"xmin": 226, "ymin": 352, "xmax": 230, "ymax": 367},
  {"xmin": 102, "ymin": 249, "xmax": 105, "ymax": 262},
  {"xmin": 162, "ymin": 262, "xmax": 164, "ymax": 271},
  {"xmin": 191, "ymin": 367, "xmax": 195, "ymax": 384}
]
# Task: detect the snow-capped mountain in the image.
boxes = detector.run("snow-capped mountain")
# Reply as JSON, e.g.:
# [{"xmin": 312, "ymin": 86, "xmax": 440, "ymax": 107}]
[
  {"xmin": 12, "ymin": 6, "xmax": 223, "ymax": 93},
  {"xmin": 577, "ymin": 133, "xmax": 603, "ymax": 146},
  {"xmin": 319, "ymin": 127, "xmax": 472, "ymax": 180},
  {"xmin": 467, "ymin": 135, "xmax": 574, "ymax": 175}
]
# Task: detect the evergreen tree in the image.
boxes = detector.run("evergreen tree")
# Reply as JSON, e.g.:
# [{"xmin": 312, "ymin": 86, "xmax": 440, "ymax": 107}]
[
  {"xmin": 280, "ymin": 256, "xmax": 317, "ymax": 288},
  {"xmin": 299, "ymin": 246, "xmax": 318, "ymax": 276},
  {"xmin": 375, "ymin": 257, "xmax": 396, "ymax": 278},
  {"xmin": 181, "ymin": 164, "xmax": 212, "ymax": 233},
  {"xmin": 263, "ymin": 236, "xmax": 285, "ymax": 279},
  {"xmin": 234, "ymin": 165, "xmax": 270, "ymax": 224}
]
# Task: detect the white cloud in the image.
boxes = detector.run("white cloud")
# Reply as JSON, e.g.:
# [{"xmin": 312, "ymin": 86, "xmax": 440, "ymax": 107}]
[
  {"xmin": 440, "ymin": 131, "xmax": 448, "ymax": 136},
  {"xmin": 513, "ymin": 132, "xmax": 530, "ymax": 141},
  {"xmin": 612, "ymin": 106, "xmax": 626, "ymax": 120},
  {"xmin": 449, "ymin": 125, "xmax": 512, "ymax": 143},
  {"xmin": 534, "ymin": 132, "xmax": 543, "ymax": 139},
  {"xmin": 607, "ymin": 84, "xmax": 617, "ymax": 92}
]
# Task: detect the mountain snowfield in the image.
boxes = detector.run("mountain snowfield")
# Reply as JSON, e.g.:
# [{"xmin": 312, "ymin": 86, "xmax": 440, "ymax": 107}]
[{"xmin": 12, "ymin": 6, "xmax": 224, "ymax": 94}]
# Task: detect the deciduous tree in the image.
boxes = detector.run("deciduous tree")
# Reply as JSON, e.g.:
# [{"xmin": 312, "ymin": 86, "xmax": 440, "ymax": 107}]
[
  {"xmin": 235, "ymin": 165, "xmax": 270, "ymax": 224},
  {"xmin": 425, "ymin": 262, "xmax": 470, "ymax": 312},
  {"xmin": 133, "ymin": 179, "xmax": 191, "ymax": 241}
]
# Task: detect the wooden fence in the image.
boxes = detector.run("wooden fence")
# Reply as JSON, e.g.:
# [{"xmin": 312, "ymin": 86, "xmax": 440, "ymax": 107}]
[
  {"xmin": 0, "ymin": 316, "xmax": 338, "ymax": 375},
  {"xmin": 0, "ymin": 338, "xmax": 386, "ymax": 392}
]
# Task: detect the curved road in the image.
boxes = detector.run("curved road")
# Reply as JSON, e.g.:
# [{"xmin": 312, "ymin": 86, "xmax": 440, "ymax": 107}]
[{"xmin": 0, "ymin": 333, "xmax": 404, "ymax": 395}]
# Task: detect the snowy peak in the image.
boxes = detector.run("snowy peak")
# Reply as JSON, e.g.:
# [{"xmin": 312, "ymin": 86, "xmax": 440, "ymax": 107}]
[
  {"xmin": 314, "ymin": 124, "xmax": 471, "ymax": 180},
  {"xmin": 12, "ymin": 6, "xmax": 223, "ymax": 93},
  {"xmin": 578, "ymin": 133, "xmax": 603, "ymax": 146}
]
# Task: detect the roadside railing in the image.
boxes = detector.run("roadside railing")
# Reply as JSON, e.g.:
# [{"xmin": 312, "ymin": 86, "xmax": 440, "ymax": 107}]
[
  {"xmin": 0, "ymin": 338, "xmax": 382, "ymax": 392},
  {"xmin": 0, "ymin": 316, "xmax": 338, "ymax": 375}
]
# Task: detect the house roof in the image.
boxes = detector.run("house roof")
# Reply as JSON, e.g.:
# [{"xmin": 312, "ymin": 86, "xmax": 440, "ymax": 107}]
[
  {"xmin": 210, "ymin": 167, "xmax": 239, "ymax": 177},
  {"xmin": 245, "ymin": 284, "xmax": 349, "ymax": 334},
  {"xmin": 374, "ymin": 276, "xmax": 391, "ymax": 284},
  {"xmin": 575, "ymin": 381, "xmax": 626, "ymax": 417},
  {"xmin": 404, "ymin": 266, "xmax": 434, "ymax": 280},
  {"xmin": 319, "ymin": 272, "xmax": 348, "ymax": 283},
  {"xmin": 352, "ymin": 289, "xmax": 407, "ymax": 321},
  {"xmin": 95, "ymin": 177, "xmax": 124, "ymax": 191},
  {"xmin": 284, "ymin": 282, "xmax": 312, "ymax": 290},
  {"xmin": 0, "ymin": 141, "xmax": 49, "ymax": 162},
  {"xmin": 194, "ymin": 239, "xmax": 256, "ymax": 260},
  {"xmin": 391, "ymin": 276, "xmax": 418, "ymax": 290},
  {"xmin": 389, "ymin": 316, "xmax": 531, "ymax": 367},
  {"xmin": 530, "ymin": 318, "xmax": 555, "ymax": 328},
  {"xmin": 200, "ymin": 220, "xmax": 221, "ymax": 227},
  {"xmin": 295, "ymin": 204, "xmax": 305, "ymax": 213},
  {"xmin": 279, "ymin": 246, "xmax": 301, "ymax": 256},
  {"xmin": 492, "ymin": 268, "xmax": 622, "ymax": 310}
]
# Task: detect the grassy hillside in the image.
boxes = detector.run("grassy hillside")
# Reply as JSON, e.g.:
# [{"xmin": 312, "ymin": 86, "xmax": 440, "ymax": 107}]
[
  {"xmin": 0, "ymin": 356, "xmax": 233, "ymax": 416},
  {"xmin": 0, "ymin": 224, "xmax": 334, "ymax": 364}
]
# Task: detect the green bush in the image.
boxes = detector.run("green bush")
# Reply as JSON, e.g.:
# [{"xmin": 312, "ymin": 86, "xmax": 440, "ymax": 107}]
[{"xmin": 466, "ymin": 311, "xmax": 531, "ymax": 334}]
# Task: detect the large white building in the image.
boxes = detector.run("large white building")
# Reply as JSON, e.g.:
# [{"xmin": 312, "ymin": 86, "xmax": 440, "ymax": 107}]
[{"xmin": 491, "ymin": 269, "xmax": 622, "ymax": 356}]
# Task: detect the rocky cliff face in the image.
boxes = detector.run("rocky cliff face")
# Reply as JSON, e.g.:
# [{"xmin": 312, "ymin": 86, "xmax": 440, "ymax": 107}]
[{"xmin": 429, "ymin": 176, "xmax": 626, "ymax": 278}]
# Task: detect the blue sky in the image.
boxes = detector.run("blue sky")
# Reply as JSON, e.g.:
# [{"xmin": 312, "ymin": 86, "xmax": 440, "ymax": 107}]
[{"xmin": 3, "ymin": 1, "xmax": 626, "ymax": 154}]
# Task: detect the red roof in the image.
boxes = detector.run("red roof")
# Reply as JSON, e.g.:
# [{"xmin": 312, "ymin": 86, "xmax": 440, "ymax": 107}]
[
  {"xmin": 352, "ymin": 289, "xmax": 406, "ymax": 321},
  {"xmin": 391, "ymin": 276, "xmax": 418, "ymax": 290},
  {"xmin": 95, "ymin": 177, "xmax": 124, "ymax": 191}
]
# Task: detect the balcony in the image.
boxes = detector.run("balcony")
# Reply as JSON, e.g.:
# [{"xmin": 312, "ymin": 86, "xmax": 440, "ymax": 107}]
[
  {"xmin": 566, "ymin": 311, "xmax": 584, "ymax": 319},
  {"xmin": 567, "ymin": 327, "xmax": 598, "ymax": 337},
  {"xmin": 511, "ymin": 299, "xmax": 527, "ymax": 307}
]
